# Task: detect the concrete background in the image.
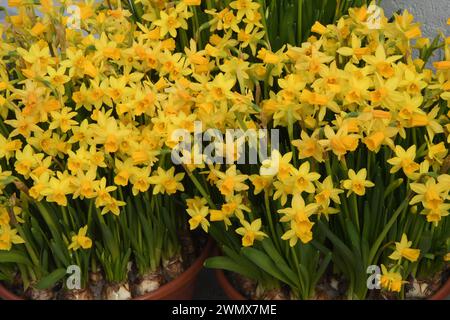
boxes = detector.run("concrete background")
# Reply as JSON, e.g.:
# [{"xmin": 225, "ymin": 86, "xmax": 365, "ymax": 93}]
[{"xmin": 383, "ymin": 0, "xmax": 448, "ymax": 39}]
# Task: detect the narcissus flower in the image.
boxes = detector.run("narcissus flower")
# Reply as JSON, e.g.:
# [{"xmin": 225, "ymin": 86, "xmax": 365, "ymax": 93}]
[
  {"xmin": 387, "ymin": 145, "xmax": 420, "ymax": 178},
  {"xmin": 291, "ymin": 161, "xmax": 321, "ymax": 194},
  {"xmin": 209, "ymin": 207, "xmax": 234, "ymax": 229},
  {"xmin": 380, "ymin": 265, "xmax": 405, "ymax": 293},
  {"xmin": 235, "ymin": 218, "xmax": 267, "ymax": 247},
  {"xmin": 0, "ymin": 224, "xmax": 25, "ymax": 251},
  {"xmin": 314, "ymin": 176, "xmax": 343, "ymax": 207},
  {"xmin": 153, "ymin": 10, "xmax": 182, "ymax": 38},
  {"xmin": 230, "ymin": 0, "xmax": 260, "ymax": 20},
  {"xmin": 281, "ymin": 219, "xmax": 315, "ymax": 246},
  {"xmin": 410, "ymin": 177, "xmax": 446, "ymax": 211},
  {"xmin": 260, "ymin": 150, "xmax": 293, "ymax": 179},
  {"xmin": 187, "ymin": 205, "xmax": 210, "ymax": 232},
  {"xmin": 215, "ymin": 165, "xmax": 249, "ymax": 198},
  {"xmin": 68, "ymin": 226, "xmax": 92, "ymax": 251},
  {"xmin": 292, "ymin": 131, "xmax": 324, "ymax": 162},
  {"xmin": 388, "ymin": 233, "xmax": 421, "ymax": 262},
  {"xmin": 342, "ymin": 169, "xmax": 374, "ymax": 196},
  {"xmin": 278, "ymin": 195, "xmax": 319, "ymax": 223},
  {"xmin": 149, "ymin": 167, "xmax": 185, "ymax": 195},
  {"xmin": 249, "ymin": 174, "xmax": 272, "ymax": 195},
  {"xmin": 320, "ymin": 125, "xmax": 359, "ymax": 159},
  {"xmin": 311, "ymin": 21, "xmax": 328, "ymax": 35}
]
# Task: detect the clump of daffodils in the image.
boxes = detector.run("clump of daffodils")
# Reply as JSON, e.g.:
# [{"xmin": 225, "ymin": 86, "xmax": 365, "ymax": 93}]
[
  {"xmin": 0, "ymin": 0, "xmax": 212, "ymax": 299},
  {"xmin": 0, "ymin": 0, "xmax": 448, "ymax": 300},
  {"xmin": 182, "ymin": 5, "xmax": 449, "ymax": 299}
]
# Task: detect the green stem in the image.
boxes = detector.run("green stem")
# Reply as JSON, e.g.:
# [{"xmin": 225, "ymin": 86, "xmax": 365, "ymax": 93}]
[
  {"xmin": 368, "ymin": 195, "xmax": 410, "ymax": 265},
  {"xmin": 351, "ymin": 194, "xmax": 360, "ymax": 233},
  {"xmin": 264, "ymin": 191, "xmax": 276, "ymax": 243},
  {"xmin": 182, "ymin": 164, "xmax": 216, "ymax": 209},
  {"xmin": 287, "ymin": 107, "xmax": 298, "ymax": 167},
  {"xmin": 257, "ymin": 0, "xmax": 272, "ymax": 50},
  {"xmin": 297, "ymin": 0, "xmax": 303, "ymax": 45}
]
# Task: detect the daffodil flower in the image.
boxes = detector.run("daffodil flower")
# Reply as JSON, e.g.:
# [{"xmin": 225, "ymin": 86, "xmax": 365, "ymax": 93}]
[
  {"xmin": 388, "ymin": 233, "xmax": 421, "ymax": 262},
  {"xmin": 342, "ymin": 168, "xmax": 375, "ymax": 196},
  {"xmin": 68, "ymin": 226, "xmax": 92, "ymax": 251},
  {"xmin": 0, "ymin": 224, "xmax": 25, "ymax": 251},
  {"xmin": 380, "ymin": 265, "xmax": 406, "ymax": 293},
  {"xmin": 387, "ymin": 145, "xmax": 420, "ymax": 178},
  {"xmin": 235, "ymin": 219, "xmax": 267, "ymax": 247},
  {"xmin": 187, "ymin": 206, "xmax": 210, "ymax": 232}
]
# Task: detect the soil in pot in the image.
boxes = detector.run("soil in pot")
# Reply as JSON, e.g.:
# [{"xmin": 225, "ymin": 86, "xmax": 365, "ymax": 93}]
[
  {"xmin": 216, "ymin": 266, "xmax": 450, "ymax": 300},
  {"xmin": 0, "ymin": 233, "xmax": 212, "ymax": 300}
]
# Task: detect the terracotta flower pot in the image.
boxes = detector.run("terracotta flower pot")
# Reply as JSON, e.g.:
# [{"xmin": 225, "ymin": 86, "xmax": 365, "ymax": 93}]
[
  {"xmin": 215, "ymin": 268, "xmax": 246, "ymax": 300},
  {"xmin": 428, "ymin": 276, "xmax": 450, "ymax": 300},
  {"xmin": 0, "ymin": 284, "xmax": 22, "ymax": 300},
  {"xmin": 215, "ymin": 268, "xmax": 450, "ymax": 300},
  {"xmin": 135, "ymin": 238, "xmax": 213, "ymax": 300},
  {"xmin": 0, "ymin": 238, "xmax": 213, "ymax": 300}
]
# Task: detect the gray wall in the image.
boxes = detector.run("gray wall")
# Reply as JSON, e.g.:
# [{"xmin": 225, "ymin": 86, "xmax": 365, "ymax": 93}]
[{"xmin": 382, "ymin": 0, "xmax": 449, "ymax": 39}]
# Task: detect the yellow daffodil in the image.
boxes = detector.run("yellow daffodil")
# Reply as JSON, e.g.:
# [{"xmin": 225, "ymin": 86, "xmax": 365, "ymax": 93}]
[
  {"xmin": 410, "ymin": 178, "xmax": 446, "ymax": 211},
  {"xmin": 221, "ymin": 194, "xmax": 251, "ymax": 220},
  {"xmin": 272, "ymin": 178, "xmax": 296, "ymax": 206},
  {"xmin": 281, "ymin": 219, "xmax": 315, "ymax": 246},
  {"xmin": 320, "ymin": 125, "xmax": 359, "ymax": 159},
  {"xmin": 187, "ymin": 204, "xmax": 210, "ymax": 232},
  {"xmin": 278, "ymin": 195, "xmax": 319, "ymax": 223},
  {"xmin": 363, "ymin": 45, "xmax": 402, "ymax": 78},
  {"xmin": 230, "ymin": 0, "xmax": 260, "ymax": 20},
  {"xmin": 259, "ymin": 150, "xmax": 293, "ymax": 179},
  {"xmin": 149, "ymin": 167, "xmax": 185, "ymax": 195},
  {"xmin": 235, "ymin": 218, "xmax": 267, "ymax": 247},
  {"xmin": 342, "ymin": 168, "xmax": 375, "ymax": 196},
  {"xmin": 101, "ymin": 196, "xmax": 126, "ymax": 216},
  {"xmin": 68, "ymin": 226, "xmax": 92, "ymax": 251},
  {"xmin": 444, "ymin": 253, "xmax": 450, "ymax": 262},
  {"xmin": 0, "ymin": 0, "xmax": 449, "ymax": 301},
  {"xmin": 291, "ymin": 161, "xmax": 321, "ymax": 194},
  {"xmin": 380, "ymin": 265, "xmax": 405, "ymax": 293},
  {"xmin": 154, "ymin": 9, "xmax": 184, "ymax": 38},
  {"xmin": 389, "ymin": 233, "xmax": 421, "ymax": 262},
  {"xmin": 215, "ymin": 165, "xmax": 249, "ymax": 198},
  {"xmin": 314, "ymin": 176, "xmax": 343, "ymax": 207},
  {"xmin": 209, "ymin": 207, "xmax": 234, "ymax": 229},
  {"xmin": 387, "ymin": 145, "xmax": 420, "ymax": 178},
  {"xmin": 249, "ymin": 174, "xmax": 273, "ymax": 195},
  {"xmin": 311, "ymin": 21, "xmax": 328, "ymax": 35},
  {"xmin": 0, "ymin": 224, "xmax": 25, "ymax": 251},
  {"xmin": 292, "ymin": 131, "xmax": 324, "ymax": 162}
]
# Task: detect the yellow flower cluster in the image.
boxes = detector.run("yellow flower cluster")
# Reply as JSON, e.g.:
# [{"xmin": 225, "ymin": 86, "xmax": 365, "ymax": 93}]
[{"xmin": 186, "ymin": 8, "xmax": 449, "ymax": 249}]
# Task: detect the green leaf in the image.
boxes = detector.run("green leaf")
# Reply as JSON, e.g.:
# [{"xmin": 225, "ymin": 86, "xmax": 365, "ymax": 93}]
[
  {"xmin": 344, "ymin": 219, "xmax": 362, "ymax": 259},
  {"xmin": 204, "ymin": 256, "xmax": 257, "ymax": 280},
  {"xmin": 383, "ymin": 178, "xmax": 403, "ymax": 199},
  {"xmin": 221, "ymin": 245, "xmax": 262, "ymax": 278},
  {"xmin": 0, "ymin": 250, "xmax": 31, "ymax": 266},
  {"xmin": 241, "ymin": 247, "xmax": 296, "ymax": 288},
  {"xmin": 49, "ymin": 240, "xmax": 70, "ymax": 267},
  {"xmin": 312, "ymin": 251, "xmax": 332, "ymax": 287},
  {"xmin": 362, "ymin": 201, "xmax": 371, "ymax": 242},
  {"xmin": 0, "ymin": 273, "xmax": 10, "ymax": 281},
  {"xmin": 418, "ymin": 231, "xmax": 432, "ymax": 255},
  {"xmin": 35, "ymin": 268, "xmax": 67, "ymax": 290},
  {"xmin": 368, "ymin": 197, "xmax": 410, "ymax": 264},
  {"xmin": 261, "ymin": 238, "xmax": 299, "ymax": 286},
  {"xmin": 317, "ymin": 221, "xmax": 355, "ymax": 266}
]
